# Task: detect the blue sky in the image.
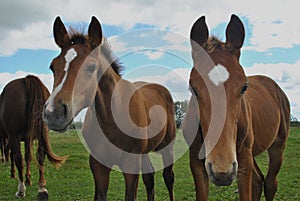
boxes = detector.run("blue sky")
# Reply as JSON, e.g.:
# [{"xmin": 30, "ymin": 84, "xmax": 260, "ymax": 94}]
[
  {"xmin": 2, "ymin": 18, "xmax": 299, "ymax": 73},
  {"xmin": 0, "ymin": 0, "xmax": 299, "ymax": 118}
]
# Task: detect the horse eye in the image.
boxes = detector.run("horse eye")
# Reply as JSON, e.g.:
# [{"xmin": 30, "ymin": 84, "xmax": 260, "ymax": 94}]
[
  {"xmin": 87, "ymin": 64, "xmax": 96, "ymax": 74},
  {"xmin": 241, "ymin": 83, "xmax": 248, "ymax": 95}
]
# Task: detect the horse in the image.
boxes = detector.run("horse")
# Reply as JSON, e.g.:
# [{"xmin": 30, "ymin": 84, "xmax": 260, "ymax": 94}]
[
  {"xmin": 43, "ymin": 16, "xmax": 176, "ymax": 201},
  {"xmin": 182, "ymin": 14, "xmax": 290, "ymax": 201},
  {"xmin": 0, "ymin": 75, "xmax": 67, "ymax": 200}
]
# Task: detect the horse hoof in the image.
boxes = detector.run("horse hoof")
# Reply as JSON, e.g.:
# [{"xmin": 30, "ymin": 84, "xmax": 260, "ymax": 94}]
[
  {"xmin": 15, "ymin": 191, "xmax": 25, "ymax": 198},
  {"xmin": 38, "ymin": 188, "xmax": 49, "ymax": 201}
]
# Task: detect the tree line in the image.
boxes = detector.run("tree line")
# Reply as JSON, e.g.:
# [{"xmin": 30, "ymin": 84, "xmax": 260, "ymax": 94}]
[{"xmin": 70, "ymin": 102, "xmax": 300, "ymax": 129}]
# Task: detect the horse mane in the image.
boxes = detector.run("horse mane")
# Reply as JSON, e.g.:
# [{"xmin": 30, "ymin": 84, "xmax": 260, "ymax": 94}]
[
  {"xmin": 205, "ymin": 36, "xmax": 223, "ymax": 53},
  {"xmin": 205, "ymin": 36, "xmax": 238, "ymax": 54},
  {"xmin": 68, "ymin": 28, "xmax": 123, "ymax": 76}
]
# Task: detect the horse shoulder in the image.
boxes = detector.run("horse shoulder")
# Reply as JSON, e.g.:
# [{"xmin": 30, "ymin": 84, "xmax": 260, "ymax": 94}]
[{"xmin": 246, "ymin": 75, "xmax": 285, "ymax": 155}]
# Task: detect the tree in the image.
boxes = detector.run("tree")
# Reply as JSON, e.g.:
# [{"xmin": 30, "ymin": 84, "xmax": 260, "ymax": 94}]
[
  {"xmin": 290, "ymin": 114, "xmax": 298, "ymax": 123},
  {"xmin": 174, "ymin": 100, "xmax": 189, "ymax": 129}
]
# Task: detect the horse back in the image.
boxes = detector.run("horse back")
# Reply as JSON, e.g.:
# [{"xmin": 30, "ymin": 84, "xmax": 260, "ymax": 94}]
[
  {"xmin": 0, "ymin": 78, "xmax": 27, "ymax": 135},
  {"xmin": 133, "ymin": 81, "xmax": 176, "ymax": 151},
  {"xmin": 135, "ymin": 82, "xmax": 174, "ymax": 113},
  {"xmin": 0, "ymin": 75, "xmax": 49, "ymax": 137},
  {"xmin": 246, "ymin": 75, "xmax": 290, "ymax": 156}
]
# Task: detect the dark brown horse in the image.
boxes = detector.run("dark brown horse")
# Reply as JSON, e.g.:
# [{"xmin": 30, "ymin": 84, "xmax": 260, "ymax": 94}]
[
  {"xmin": 0, "ymin": 75, "xmax": 67, "ymax": 200},
  {"xmin": 183, "ymin": 15, "xmax": 290, "ymax": 201},
  {"xmin": 43, "ymin": 17, "xmax": 176, "ymax": 201}
]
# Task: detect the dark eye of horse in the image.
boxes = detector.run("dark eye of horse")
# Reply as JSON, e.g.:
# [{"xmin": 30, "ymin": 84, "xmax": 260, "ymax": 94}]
[
  {"xmin": 87, "ymin": 64, "xmax": 96, "ymax": 74},
  {"xmin": 241, "ymin": 83, "xmax": 248, "ymax": 95}
]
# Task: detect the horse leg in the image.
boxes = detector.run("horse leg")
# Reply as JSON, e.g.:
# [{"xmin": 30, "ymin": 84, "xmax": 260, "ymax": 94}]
[
  {"xmin": 160, "ymin": 147, "xmax": 175, "ymax": 201},
  {"xmin": 264, "ymin": 135, "xmax": 287, "ymax": 201},
  {"xmin": 10, "ymin": 150, "xmax": 16, "ymax": 178},
  {"xmin": 10, "ymin": 138, "xmax": 26, "ymax": 197},
  {"xmin": 120, "ymin": 153, "xmax": 141, "ymax": 201},
  {"xmin": 123, "ymin": 173, "xmax": 139, "ymax": 201},
  {"xmin": 24, "ymin": 139, "xmax": 32, "ymax": 186},
  {"xmin": 237, "ymin": 147, "xmax": 253, "ymax": 201},
  {"xmin": 37, "ymin": 140, "xmax": 48, "ymax": 201},
  {"xmin": 141, "ymin": 155, "xmax": 155, "ymax": 201},
  {"xmin": 4, "ymin": 138, "xmax": 9, "ymax": 162},
  {"xmin": 252, "ymin": 158, "xmax": 264, "ymax": 201},
  {"xmin": 0, "ymin": 137, "xmax": 8, "ymax": 162},
  {"xmin": 89, "ymin": 155, "xmax": 111, "ymax": 201},
  {"xmin": 190, "ymin": 152, "xmax": 209, "ymax": 201},
  {"xmin": 1, "ymin": 138, "xmax": 4, "ymax": 163}
]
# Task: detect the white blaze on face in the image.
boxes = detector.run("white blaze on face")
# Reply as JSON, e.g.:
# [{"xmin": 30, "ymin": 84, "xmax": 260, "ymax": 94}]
[
  {"xmin": 208, "ymin": 64, "xmax": 230, "ymax": 86},
  {"xmin": 45, "ymin": 48, "xmax": 77, "ymax": 112}
]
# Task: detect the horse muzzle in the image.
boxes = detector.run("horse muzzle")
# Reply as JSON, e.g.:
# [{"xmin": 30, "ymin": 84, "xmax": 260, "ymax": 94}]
[
  {"xmin": 43, "ymin": 102, "xmax": 72, "ymax": 132},
  {"xmin": 207, "ymin": 161, "xmax": 237, "ymax": 186}
]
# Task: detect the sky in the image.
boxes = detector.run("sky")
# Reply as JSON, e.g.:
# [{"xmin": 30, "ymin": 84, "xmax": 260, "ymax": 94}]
[{"xmin": 0, "ymin": 0, "xmax": 299, "ymax": 119}]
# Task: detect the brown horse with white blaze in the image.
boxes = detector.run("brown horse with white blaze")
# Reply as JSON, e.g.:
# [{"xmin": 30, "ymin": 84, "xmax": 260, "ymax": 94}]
[
  {"xmin": 183, "ymin": 15, "xmax": 290, "ymax": 201},
  {"xmin": 0, "ymin": 75, "xmax": 67, "ymax": 200},
  {"xmin": 43, "ymin": 16, "xmax": 176, "ymax": 201}
]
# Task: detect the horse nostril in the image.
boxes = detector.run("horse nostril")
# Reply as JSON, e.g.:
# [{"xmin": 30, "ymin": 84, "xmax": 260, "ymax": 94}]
[
  {"xmin": 62, "ymin": 103, "xmax": 68, "ymax": 117},
  {"xmin": 233, "ymin": 162, "xmax": 237, "ymax": 169},
  {"xmin": 56, "ymin": 102, "xmax": 69, "ymax": 119},
  {"xmin": 207, "ymin": 162, "xmax": 213, "ymax": 174}
]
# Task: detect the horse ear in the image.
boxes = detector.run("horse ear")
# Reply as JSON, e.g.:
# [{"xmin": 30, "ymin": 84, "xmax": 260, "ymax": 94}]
[
  {"xmin": 190, "ymin": 16, "xmax": 209, "ymax": 49},
  {"xmin": 53, "ymin": 16, "xmax": 70, "ymax": 48},
  {"xmin": 225, "ymin": 14, "xmax": 245, "ymax": 50},
  {"xmin": 88, "ymin": 16, "xmax": 103, "ymax": 49}
]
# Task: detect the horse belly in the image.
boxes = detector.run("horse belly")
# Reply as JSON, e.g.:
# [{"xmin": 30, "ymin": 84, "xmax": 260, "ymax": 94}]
[
  {"xmin": 82, "ymin": 109, "xmax": 124, "ymax": 166},
  {"xmin": 145, "ymin": 128, "xmax": 168, "ymax": 153},
  {"xmin": 250, "ymin": 100, "xmax": 281, "ymax": 156}
]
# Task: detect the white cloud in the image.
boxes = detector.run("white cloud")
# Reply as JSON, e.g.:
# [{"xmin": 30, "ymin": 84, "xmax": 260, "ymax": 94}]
[
  {"xmin": 126, "ymin": 68, "xmax": 191, "ymax": 101},
  {"xmin": 245, "ymin": 61, "xmax": 300, "ymax": 118},
  {"xmin": 0, "ymin": 22, "xmax": 57, "ymax": 56},
  {"xmin": 143, "ymin": 50, "xmax": 164, "ymax": 60},
  {"xmin": 225, "ymin": 0, "xmax": 300, "ymax": 51},
  {"xmin": 1, "ymin": 0, "xmax": 300, "ymax": 55},
  {"xmin": 109, "ymin": 37, "xmax": 129, "ymax": 54},
  {"xmin": 162, "ymin": 32, "xmax": 190, "ymax": 53},
  {"xmin": 0, "ymin": 71, "xmax": 53, "ymax": 93}
]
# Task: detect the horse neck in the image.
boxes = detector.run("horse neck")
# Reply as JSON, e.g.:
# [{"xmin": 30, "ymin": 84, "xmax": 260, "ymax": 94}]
[
  {"xmin": 94, "ymin": 67, "xmax": 121, "ymax": 124},
  {"xmin": 236, "ymin": 95, "xmax": 252, "ymax": 147}
]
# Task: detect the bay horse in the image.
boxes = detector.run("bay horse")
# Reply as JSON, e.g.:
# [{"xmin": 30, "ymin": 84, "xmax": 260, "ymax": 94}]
[
  {"xmin": 43, "ymin": 16, "xmax": 176, "ymax": 201},
  {"xmin": 183, "ymin": 15, "xmax": 290, "ymax": 201},
  {"xmin": 0, "ymin": 75, "xmax": 67, "ymax": 200}
]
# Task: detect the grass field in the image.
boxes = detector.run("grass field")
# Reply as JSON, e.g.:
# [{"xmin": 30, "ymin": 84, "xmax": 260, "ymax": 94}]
[{"xmin": 0, "ymin": 127, "xmax": 299, "ymax": 200}]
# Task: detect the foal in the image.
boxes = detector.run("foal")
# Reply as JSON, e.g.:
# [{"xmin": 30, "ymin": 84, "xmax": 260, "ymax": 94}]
[
  {"xmin": 183, "ymin": 15, "xmax": 290, "ymax": 201},
  {"xmin": 43, "ymin": 16, "xmax": 176, "ymax": 201}
]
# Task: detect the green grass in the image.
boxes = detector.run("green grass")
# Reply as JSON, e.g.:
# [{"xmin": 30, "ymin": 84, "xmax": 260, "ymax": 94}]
[{"xmin": 0, "ymin": 128, "xmax": 299, "ymax": 200}]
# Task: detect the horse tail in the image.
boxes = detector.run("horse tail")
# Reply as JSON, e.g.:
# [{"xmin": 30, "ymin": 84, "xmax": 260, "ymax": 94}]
[
  {"xmin": 25, "ymin": 75, "xmax": 67, "ymax": 169},
  {"xmin": 40, "ymin": 123, "xmax": 68, "ymax": 169}
]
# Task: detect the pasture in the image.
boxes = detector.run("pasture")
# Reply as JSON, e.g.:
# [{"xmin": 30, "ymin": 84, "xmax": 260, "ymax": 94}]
[{"xmin": 0, "ymin": 127, "xmax": 299, "ymax": 200}]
